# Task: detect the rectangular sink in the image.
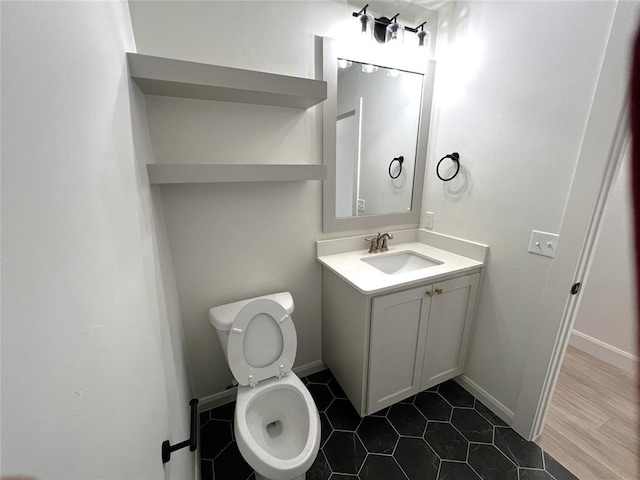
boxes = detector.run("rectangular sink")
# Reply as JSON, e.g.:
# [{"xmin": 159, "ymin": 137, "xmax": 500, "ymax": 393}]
[{"xmin": 361, "ymin": 251, "xmax": 443, "ymax": 275}]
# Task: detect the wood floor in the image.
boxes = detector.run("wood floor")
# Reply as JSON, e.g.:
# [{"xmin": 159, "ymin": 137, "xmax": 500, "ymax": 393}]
[{"xmin": 537, "ymin": 346, "xmax": 638, "ymax": 479}]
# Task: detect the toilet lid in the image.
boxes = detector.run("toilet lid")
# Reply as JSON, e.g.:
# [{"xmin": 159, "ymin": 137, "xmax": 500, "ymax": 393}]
[{"xmin": 227, "ymin": 298, "xmax": 296, "ymax": 386}]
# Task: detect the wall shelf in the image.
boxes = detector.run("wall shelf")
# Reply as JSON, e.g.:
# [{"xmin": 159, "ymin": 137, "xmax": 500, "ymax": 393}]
[
  {"xmin": 147, "ymin": 164, "xmax": 328, "ymax": 185},
  {"xmin": 127, "ymin": 53, "xmax": 327, "ymax": 109}
]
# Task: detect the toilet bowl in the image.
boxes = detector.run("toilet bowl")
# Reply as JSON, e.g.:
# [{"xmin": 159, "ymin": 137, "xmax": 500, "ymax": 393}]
[
  {"xmin": 236, "ymin": 374, "xmax": 320, "ymax": 480},
  {"xmin": 209, "ymin": 292, "xmax": 320, "ymax": 480}
]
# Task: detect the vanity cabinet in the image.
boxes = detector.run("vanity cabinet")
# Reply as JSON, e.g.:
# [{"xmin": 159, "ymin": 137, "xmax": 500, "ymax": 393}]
[{"xmin": 321, "ymin": 268, "xmax": 480, "ymax": 416}]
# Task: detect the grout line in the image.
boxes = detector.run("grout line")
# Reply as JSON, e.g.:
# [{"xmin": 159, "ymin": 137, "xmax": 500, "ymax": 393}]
[
  {"xmin": 391, "ymin": 454, "xmax": 412, "ymax": 480},
  {"xmin": 466, "ymin": 454, "xmax": 485, "ymax": 479},
  {"xmin": 438, "ymin": 390, "xmax": 456, "ymax": 409},
  {"xmin": 391, "ymin": 435, "xmax": 400, "ymax": 457},
  {"xmin": 356, "ymin": 452, "xmax": 369, "ymax": 476}
]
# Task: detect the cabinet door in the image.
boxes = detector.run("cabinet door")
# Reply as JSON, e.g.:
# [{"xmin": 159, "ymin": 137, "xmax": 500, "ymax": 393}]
[
  {"xmin": 368, "ymin": 285, "xmax": 431, "ymax": 414},
  {"xmin": 421, "ymin": 274, "xmax": 480, "ymax": 390}
]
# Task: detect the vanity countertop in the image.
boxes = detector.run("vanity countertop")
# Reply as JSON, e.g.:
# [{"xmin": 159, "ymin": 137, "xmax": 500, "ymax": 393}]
[{"xmin": 317, "ymin": 231, "xmax": 487, "ymax": 295}]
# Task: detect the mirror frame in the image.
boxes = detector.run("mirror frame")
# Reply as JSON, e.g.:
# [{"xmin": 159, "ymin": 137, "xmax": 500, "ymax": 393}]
[{"xmin": 322, "ymin": 36, "xmax": 436, "ymax": 233}]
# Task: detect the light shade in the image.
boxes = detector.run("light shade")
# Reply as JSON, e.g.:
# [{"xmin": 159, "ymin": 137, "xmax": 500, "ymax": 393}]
[
  {"xmin": 385, "ymin": 21, "xmax": 404, "ymax": 44},
  {"xmin": 359, "ymin": 12, "xmax": 374, "ymax": 40},
  {"xmin": 417, "ymin": 29, "xmax": 431, "ymax": 49}
]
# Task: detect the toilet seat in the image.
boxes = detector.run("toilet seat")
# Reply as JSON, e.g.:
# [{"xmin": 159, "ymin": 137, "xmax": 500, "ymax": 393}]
[{"xmin": 227, "ymin": 298, "xmax": 297, "ymax": 387}]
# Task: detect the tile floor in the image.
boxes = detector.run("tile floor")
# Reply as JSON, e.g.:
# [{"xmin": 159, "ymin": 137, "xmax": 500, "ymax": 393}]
[{"xmin": 199, "ymin": 369, "xmax": 578, "ymax": 480}]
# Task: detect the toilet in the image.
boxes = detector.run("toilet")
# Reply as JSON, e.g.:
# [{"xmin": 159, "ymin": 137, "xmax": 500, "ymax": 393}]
[{"xmin": 209, "ymin": 292, "xmax": 320, "ymax": 480}]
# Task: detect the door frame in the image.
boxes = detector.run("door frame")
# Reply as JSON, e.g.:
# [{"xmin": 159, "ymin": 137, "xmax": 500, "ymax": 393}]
[{"xmin": 512, "ymin": 1, "xmax": 638, "ymax": 440}]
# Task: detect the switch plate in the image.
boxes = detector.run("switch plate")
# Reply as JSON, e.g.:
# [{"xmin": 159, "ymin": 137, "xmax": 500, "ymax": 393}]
[
  {"xmin": 528, "ymin": 230, "xmax": 559, "ymax": 258},
  {"xmin": 425, "ymin": 212, "xmax": 435, "ymax": 229},
  {"xmin": 357, "ymin": 199, "xmax": 365, "ymax": 212}
]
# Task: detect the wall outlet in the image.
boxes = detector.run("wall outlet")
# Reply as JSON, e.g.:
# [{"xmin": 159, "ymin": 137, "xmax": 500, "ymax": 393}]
[
  {"xmin": 425, "ymin": 212, "xmax": 435, "ymax": 229},
  {"xmin": 528, "ymin": 230, "xmax": 559, "ymax": 258},
  {"xmin": 357, "ymin": 199, "xmax": 365, "ymax": 212}
]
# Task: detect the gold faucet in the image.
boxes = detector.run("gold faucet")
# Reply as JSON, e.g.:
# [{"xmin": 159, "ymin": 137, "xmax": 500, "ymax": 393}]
[{"xmin": 364, "ymin": 232, "xmax": 394, "ymax": 253}]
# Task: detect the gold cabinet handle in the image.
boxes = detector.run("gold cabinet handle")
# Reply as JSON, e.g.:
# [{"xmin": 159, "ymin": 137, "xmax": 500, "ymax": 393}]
[
  {"xmin": 426, "ymin": 291, "xmax": 433, "ymax": 297},
  {"xmin": 435, "ymin": 288, "xmax": 443, "ymax": 295}
]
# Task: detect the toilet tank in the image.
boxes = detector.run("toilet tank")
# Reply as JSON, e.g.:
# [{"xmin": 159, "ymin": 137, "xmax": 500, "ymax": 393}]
[{"xmin": 208, "ymin": 292, "xmax": 294, "ymax": 357}]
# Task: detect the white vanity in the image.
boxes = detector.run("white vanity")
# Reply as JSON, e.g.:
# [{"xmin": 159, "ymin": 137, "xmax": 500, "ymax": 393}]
[{"xmin": 317, "ymin": 229, "xmax": 488, "ymax": 416}]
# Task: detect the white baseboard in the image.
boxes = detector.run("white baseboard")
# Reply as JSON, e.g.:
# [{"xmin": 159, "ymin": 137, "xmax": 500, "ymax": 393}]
[
  {"xmin": 455, "ymin": 374, "xmax": 514, "ymax": 425},
  {"xmin": 197, "ymin": 360, "xmax": 327, "ymax": 413},
  {"xmin": 569, "ymin": 329, "xmax": 638, "ymax": 374}
]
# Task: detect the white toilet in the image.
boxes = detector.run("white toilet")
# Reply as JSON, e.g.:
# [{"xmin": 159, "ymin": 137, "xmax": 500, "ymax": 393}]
[{"xmin": 209, "ymin": 292, "xmax": 320, "ymax": 480}]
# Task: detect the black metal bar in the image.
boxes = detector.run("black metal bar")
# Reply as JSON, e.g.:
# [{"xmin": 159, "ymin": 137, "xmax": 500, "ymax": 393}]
[
  {"xmin": 189, "ymin": 398, "xmax": 198, "ymax": 451},
  {"xmin": 161, "ymin": 398, "xmax": 199, "ymax": 464},
  {"xmin": 351, "ymin": 8, "xmax": 424, "ymax": 33}
]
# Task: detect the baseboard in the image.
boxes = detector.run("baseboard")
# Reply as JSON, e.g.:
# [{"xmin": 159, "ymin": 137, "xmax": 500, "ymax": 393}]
[
  {"xmin": 569, "ymin": 329, "xmax": 638, "ymax": 374},
  {"xmin": 197, "ymin": 360, "xmax": 328, "ymax": 413},
  {"xmin": 293, "ymin": 359, "xmax": 327, "ymax": 378},
  {"xmin": 455, "ymin": 374, "xmax": 514, "ymax": 425}
]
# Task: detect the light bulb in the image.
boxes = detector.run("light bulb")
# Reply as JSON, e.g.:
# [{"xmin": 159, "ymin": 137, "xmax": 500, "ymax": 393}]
[
  {"xmin": 387, "ymin": 69, "xmax": 400, "ymax": 77},
  {"xmin": 337, "ymin": 59, "xmax": 353, "ymax": 69},
  {"xmin": 361, "ymin": 64, "xmax": 378, "ymax": 74}
]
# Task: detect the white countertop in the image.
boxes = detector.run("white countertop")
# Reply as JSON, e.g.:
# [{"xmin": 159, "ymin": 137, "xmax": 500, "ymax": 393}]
[{"xmin": 317, "ymin": 241, "xmax": 484, "ymax": 295}]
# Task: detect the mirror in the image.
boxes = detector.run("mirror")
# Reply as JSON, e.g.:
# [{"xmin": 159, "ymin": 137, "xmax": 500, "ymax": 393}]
[
  {"xmin": 322, "ymin": 37, "xmax": 436, "ymax": 232},
  {"xmin": 336, "ymin": 60, "xmax": 423, "ymax": 217}
]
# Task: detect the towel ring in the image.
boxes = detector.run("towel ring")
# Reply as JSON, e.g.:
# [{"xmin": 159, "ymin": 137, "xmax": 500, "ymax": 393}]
[
  {"xmin": 436, "ymin": 152, "xmax": 460, "ymax": 182},
  {"xmin": 389, "ymin": 156, "xmax": 404, "ymax": 179}
]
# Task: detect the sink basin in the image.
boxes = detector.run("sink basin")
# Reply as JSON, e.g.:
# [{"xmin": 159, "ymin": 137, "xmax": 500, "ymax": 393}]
[{"xmin": 361, "ymin": 251, "xmax": 443, "ymax": 275}]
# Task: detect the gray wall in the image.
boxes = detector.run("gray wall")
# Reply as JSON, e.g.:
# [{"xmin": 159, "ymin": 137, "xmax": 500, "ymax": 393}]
[
  {"xmin": 572, "ymin": 145, "xmax": 638, "ymax": 369},
  {"xmin": 1, "ymin": 1, "xmax": 193, "ymax": 477},
  {"xmin": 129, "ymin": 0, "xmax": 439, "ymax": 399},
  {"xmin": 421, "ymin": 1, "xmax": 618, "ymax": 413},
  {"xmin": 129, "ymin": 0, "xmax": 622, "ymax": 417}
]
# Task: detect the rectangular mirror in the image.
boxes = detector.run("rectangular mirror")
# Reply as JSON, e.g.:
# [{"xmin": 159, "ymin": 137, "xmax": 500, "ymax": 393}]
[{"xmin": 322, "ymin": 37, "xmax": 436, "ymax": 232}]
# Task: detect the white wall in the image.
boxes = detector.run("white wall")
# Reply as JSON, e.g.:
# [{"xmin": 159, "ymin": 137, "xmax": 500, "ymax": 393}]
[
  {"xmin": 1, "ymin": 2, "xmax": 193, "ymax": 478},
  {"xmin": 422, "ymin": 1, "xmax": 617, "ymax": 413},
  {"xmin": 570, "ymin": 146, "xmax": 638, "ymax": 372},
  {"xmin": 127, "ymin": 0, "xmax": 626, "ymax": 421},
  {"xmin": 128, "ymin": 0, "xmax": 439, "ymax": 400}
]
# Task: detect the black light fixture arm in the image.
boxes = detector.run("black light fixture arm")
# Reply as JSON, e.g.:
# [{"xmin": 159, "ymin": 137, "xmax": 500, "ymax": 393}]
[
  {"xmin": 162, "ymin": 398, "xmax": 199, "ymax": 463},
  {"xmin": 351, "ymin": 5, "xmax": 426, "ymax": 34}
]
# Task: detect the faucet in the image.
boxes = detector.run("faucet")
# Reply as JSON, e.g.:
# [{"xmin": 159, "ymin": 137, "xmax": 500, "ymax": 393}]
[
  {"xmin": 377, "ymin": 233, "xmax": 394, "ymax": 252},
  {"xmin": 364, "ymin": 232, "xmax": 394, "ymax": 253}
]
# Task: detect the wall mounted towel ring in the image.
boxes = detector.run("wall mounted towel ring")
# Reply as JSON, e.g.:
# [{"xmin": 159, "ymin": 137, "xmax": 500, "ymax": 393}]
[
  {"xmin": 389, "ymin": 156, "xmax": 404, "ymax": 179},
  {"xmin": 436, "ymin": 152, "xmax": 460, "ymax": 181}
]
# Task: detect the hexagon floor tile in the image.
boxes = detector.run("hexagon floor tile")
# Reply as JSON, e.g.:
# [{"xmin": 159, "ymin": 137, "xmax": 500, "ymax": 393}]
[{"xmin": 199, "ymin": 372, "xmax": 579, "ymax": 480}]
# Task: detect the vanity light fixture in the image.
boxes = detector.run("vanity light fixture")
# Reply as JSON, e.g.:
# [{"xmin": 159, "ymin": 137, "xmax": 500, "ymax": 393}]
[
  {"xmin": 337, "ymin": 58, "xmax": 353, "ymax": 69},
  {"xmin": 352, "ymin": 4, "xmax": 429, "ymax": 48}
]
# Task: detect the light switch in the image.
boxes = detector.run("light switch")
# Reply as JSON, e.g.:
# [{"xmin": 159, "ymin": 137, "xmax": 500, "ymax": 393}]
[{"xmin": 528, "ymin": 230, "xmax": 559, "ymax": 258}]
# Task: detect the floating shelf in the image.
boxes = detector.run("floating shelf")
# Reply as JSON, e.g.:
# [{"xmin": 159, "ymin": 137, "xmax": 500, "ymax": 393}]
[
  {"xmin": 147, "ymin": 164, "xmax": 328, "ymax": 185},
  {"xmin": 127, "ymin": 53, "xmax": 327, "ymax": 109}
]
